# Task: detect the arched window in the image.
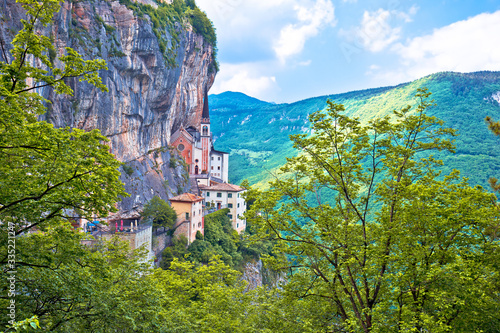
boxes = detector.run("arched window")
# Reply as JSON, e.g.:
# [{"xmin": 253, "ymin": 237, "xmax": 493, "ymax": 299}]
[{"xmin": 202, "ymin": 126, "xmax": 208, "ymax": 136}]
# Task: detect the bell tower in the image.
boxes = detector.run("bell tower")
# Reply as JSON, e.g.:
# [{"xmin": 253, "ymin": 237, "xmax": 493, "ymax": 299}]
[{"xmin": 200, "ymin": 88, "xmax": 211, "ymax": 173}]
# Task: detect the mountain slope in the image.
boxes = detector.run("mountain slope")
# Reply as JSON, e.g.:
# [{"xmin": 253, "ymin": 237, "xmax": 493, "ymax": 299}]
[{"xmin": 209, "ymin": 71, "xmax": 500, "ymax": 189}]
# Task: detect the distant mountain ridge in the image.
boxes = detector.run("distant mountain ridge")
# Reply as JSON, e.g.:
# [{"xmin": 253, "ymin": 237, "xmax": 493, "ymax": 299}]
[{"xmin": 209, "ymin": 71, "xmax": 500, "ymax": 189}]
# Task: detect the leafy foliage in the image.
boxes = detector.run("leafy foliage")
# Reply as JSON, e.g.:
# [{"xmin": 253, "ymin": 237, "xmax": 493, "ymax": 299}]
[
  {"xmin": 160, "ymin": 235, "xmax": 189, "ymax": 269},
  {"xmin": 246, "ymin": 89, "xmax": 500, "ymax": 332},
  {"xmin": 0, "ymin": 1, "xmax": 141, "ymax": 331},
  {"xmin": 160, "ymin": 208, "xmax": 273, "ymax": 271},
  {"xmin": 1, "ymin": 228, "xmax": 158, "ymax": 331},
  {"xmin": 150, "ymin": 258, "xmax": 258, "ymax": 333},
  {"xmin": 189, "ymin": 209, "xmax": 242, "ymax": 267},
  {"xmin": 0, "ymin": 0, "xmax": 125, "ymax": 236},
  {"xmin": 141, "ymin": 195, "xmax": 177, "ymax": 230}
]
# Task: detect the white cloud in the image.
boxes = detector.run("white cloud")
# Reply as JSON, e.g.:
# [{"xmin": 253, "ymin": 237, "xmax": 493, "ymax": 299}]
[
  {"xmin": 367, "ymin": 10, "xmax": 500, "ymax": 87},
  {"xmin": 392, "ymin": 10, "xmax": 500, "ymax": 80},
  {"xmin": 197, "ymin": 0, "xmax": 294, "ymax": 32},
  {"xmin": 340, "ymin": 7, "xmax": 417, "ymax": 53},
  {"xmin": 273, "ymin": 0, "xmax": 336, "ymax": 63},
  {"xmin": 210, "ymin": 63, "xmax": 278, "ymax": 100}
]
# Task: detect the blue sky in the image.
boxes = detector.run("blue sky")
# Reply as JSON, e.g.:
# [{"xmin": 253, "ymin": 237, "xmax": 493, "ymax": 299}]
[{"xmin": 196, "ymin": 0, "xmax": 500, "ymax": 103}]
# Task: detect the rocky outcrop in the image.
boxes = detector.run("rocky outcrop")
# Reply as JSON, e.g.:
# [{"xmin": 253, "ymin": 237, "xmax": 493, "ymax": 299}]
[
  {"xmin": 242, "ymin": 259, "xmax": 286, "ymax": 290},
  {"xmin": 1, "ymin": 0, "xmax": 216, "ymax": 217}
]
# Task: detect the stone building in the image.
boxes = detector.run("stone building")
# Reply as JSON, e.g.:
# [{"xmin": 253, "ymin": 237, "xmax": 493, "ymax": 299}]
[
  {"xmin": 200, "ymin": 183, "xmax": 246, "ymax": 233},
  {"xmin": 169, "ymin": 193, "xmax": 204, "ymax": 244},
  {"xmin": 170, "ymin": 89, "xmax": 229, "ymax": 185},
  {"xmin": 170, "ymin": 90, "xmax": 246, "ymax": 236}
]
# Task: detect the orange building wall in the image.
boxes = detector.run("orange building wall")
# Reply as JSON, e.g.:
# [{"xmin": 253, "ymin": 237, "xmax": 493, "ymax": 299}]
[
  {"xmin": 171, "ymin": 133, "xmax": 193, "ymax": 172},
  {"xmin": 170, "ymin": 200, "xmax": 203, "ymax": 244}
]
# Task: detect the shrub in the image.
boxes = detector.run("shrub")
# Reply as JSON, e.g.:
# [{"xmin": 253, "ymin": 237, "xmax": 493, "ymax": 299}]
[{"xmin": 122, "ymin": 163, "xmax": 134, "ymax": 176}]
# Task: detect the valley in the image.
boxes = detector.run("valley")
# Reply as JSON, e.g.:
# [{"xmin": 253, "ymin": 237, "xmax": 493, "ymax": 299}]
[{"xmin": 210, "ymin": 71, "xmax": 500, "ymax": 190}]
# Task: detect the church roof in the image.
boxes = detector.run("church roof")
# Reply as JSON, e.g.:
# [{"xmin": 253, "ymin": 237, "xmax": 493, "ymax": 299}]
[
  {"xmin": 169, "ymin": 193, "xmax": 204, "ymax": 203},
  {"xmin": 170, "ymin": 125, "xmax": 194, "ymax": 144},
  {"xmin": 201, "ymin": 88, "xmax": 210, "ymax": 121}
]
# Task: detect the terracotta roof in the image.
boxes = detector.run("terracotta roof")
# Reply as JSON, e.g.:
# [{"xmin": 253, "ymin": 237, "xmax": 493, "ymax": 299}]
[
  {"xmin": 203, "ymin": 183, "xmax": 244, "ymax": 192},
  {"xmin": 169, "ymin": 193, "xmax": 204, "ymax": 203}
]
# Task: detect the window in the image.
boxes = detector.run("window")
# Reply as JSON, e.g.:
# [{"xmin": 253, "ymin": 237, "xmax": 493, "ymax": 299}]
[
  {"xmin": 237, "ymin": 203, "xmax": 240, "ymax": 208},
  {"xmin": 202, "ymin": 126, "xmax": 208, "ymax": 136},
  {"xmin": 185, "ymin": 212, "xmax": 189, "ymax": 220},
  {"xmin": 193, "ymin": 223, "xmax": 195, "ymax": 228},
  {"xmin": 228, "ymin": 193, "xmax": 232, "ymax": 198},
  {"xmin": 193, "ymin": 210, "xmax": 195, "ymax": 216},
  {"xmin": 228, "ymin": 203, "xmax": 233, "ymax": 208},
  {"xmin": 228, "ymin": 214, "xmax": 233, "ymax": 219},
  {"xmin": 218, "ymin": 157, "xmax": 221, "ymax": 160},
  {"xmin": 178, "ymin": 144, "xmax": 185, "ymax": 151},
  {"xmin": 217, "ymin": 192, "xmax": 222, "ymax": 198},
  {"xmin": 195, "ymin": 159, "xmax": 199, "ymax": 163},
  {"xmin": 211, "ymin": 157, "xmax": 214, "ymax": 160},
  {"xmin": 218, "ymin": 166, "xmax": 220, "ymax": 170},
  {"xmin": 211, "ymin": 166, "xmax": 213, "ymax": 170},
  {"xmin": 237, "ymin": 223, "xmax": 239, "ymax": 228},
  {"xmin": 198, "ymin": 222, "xmax": 201, "ymax": 228},
  {"xmin": 207, "ymin": 192, "xmax": 210, "ymax": 197}
]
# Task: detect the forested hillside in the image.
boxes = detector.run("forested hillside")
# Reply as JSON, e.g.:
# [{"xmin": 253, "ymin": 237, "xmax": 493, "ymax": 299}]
[{"xmin": 210, "ymin": 71, "xmax": 500, "ymax": 189}]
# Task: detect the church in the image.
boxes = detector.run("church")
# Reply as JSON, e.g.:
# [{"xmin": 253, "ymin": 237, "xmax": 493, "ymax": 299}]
[
  {"xmin": 170, "ymin": 89, "xmax": 229, "ymax": 186},
  {"xmin": 169, "ymin": 90, "xmax": 247, "ymax": 236}
]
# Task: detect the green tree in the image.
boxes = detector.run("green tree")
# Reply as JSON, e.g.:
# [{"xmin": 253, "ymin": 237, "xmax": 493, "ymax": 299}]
[
  {"xmin": 141, "ymin": 195, "xmax": 177, "ymax": 231},
  {"xmin": 485, "ymin": 116, "xmax": 500, "ymax": 193},
  {"xmin": 151, "ymin": 257, "xmax": 256, "ymax": 333},
  {"xmin": 247, "ymin": 89, "xmax": 500, "ymax": 332},
  {"xmin": 160, "ymin": 234, "xmax": 189, "ymax": 269},
  {"xmin": 0, "ymin": 1, "xmax": 137, "ymax": 331},
  {"xmin": 188, "ymin": 208, "xmax": 243, "ymax": 267},
  {"xmin": 0, "ymin": 0, "xmax": 125, "ymax": 235},
  {"xmin": 0, "ymin": 227, "xmax": 159, "ymax": 331}
]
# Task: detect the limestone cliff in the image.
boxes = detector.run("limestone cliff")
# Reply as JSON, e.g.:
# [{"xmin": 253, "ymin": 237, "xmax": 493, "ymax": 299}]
[{"xmin": 1, "ymin": 0, "xmax": 216, "ymax": 218}]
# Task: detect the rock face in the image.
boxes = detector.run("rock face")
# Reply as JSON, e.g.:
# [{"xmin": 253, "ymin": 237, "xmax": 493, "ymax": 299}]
[
  {"xmin": 1, "ymin": 0, "xmax": 216, "ymax": 218},
  {"xmin": 242, "ymin": 259, "xmax": 286, "ymax": 290}
]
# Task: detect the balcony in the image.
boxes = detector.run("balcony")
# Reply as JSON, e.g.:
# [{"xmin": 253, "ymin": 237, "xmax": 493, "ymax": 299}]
[{"xmin": 203, "ymin": 204, "xmax": 228, "ymax": 216}]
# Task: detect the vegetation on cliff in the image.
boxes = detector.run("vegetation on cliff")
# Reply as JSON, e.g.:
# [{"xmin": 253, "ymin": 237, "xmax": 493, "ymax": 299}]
[
  {"xmin": 161, "ymin": 208, "xmax": 273, "ymax": 271},
  {"xmin": 119, "ymin": 0, "xmax": 218, "ymax": 70},
  {"xmin": 141, "ymin": 195, "xmax": 177, "ymax": 231},
  {"xmin": 0, "ymin": 0, "xmax": 136, "ymax": 330}
]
